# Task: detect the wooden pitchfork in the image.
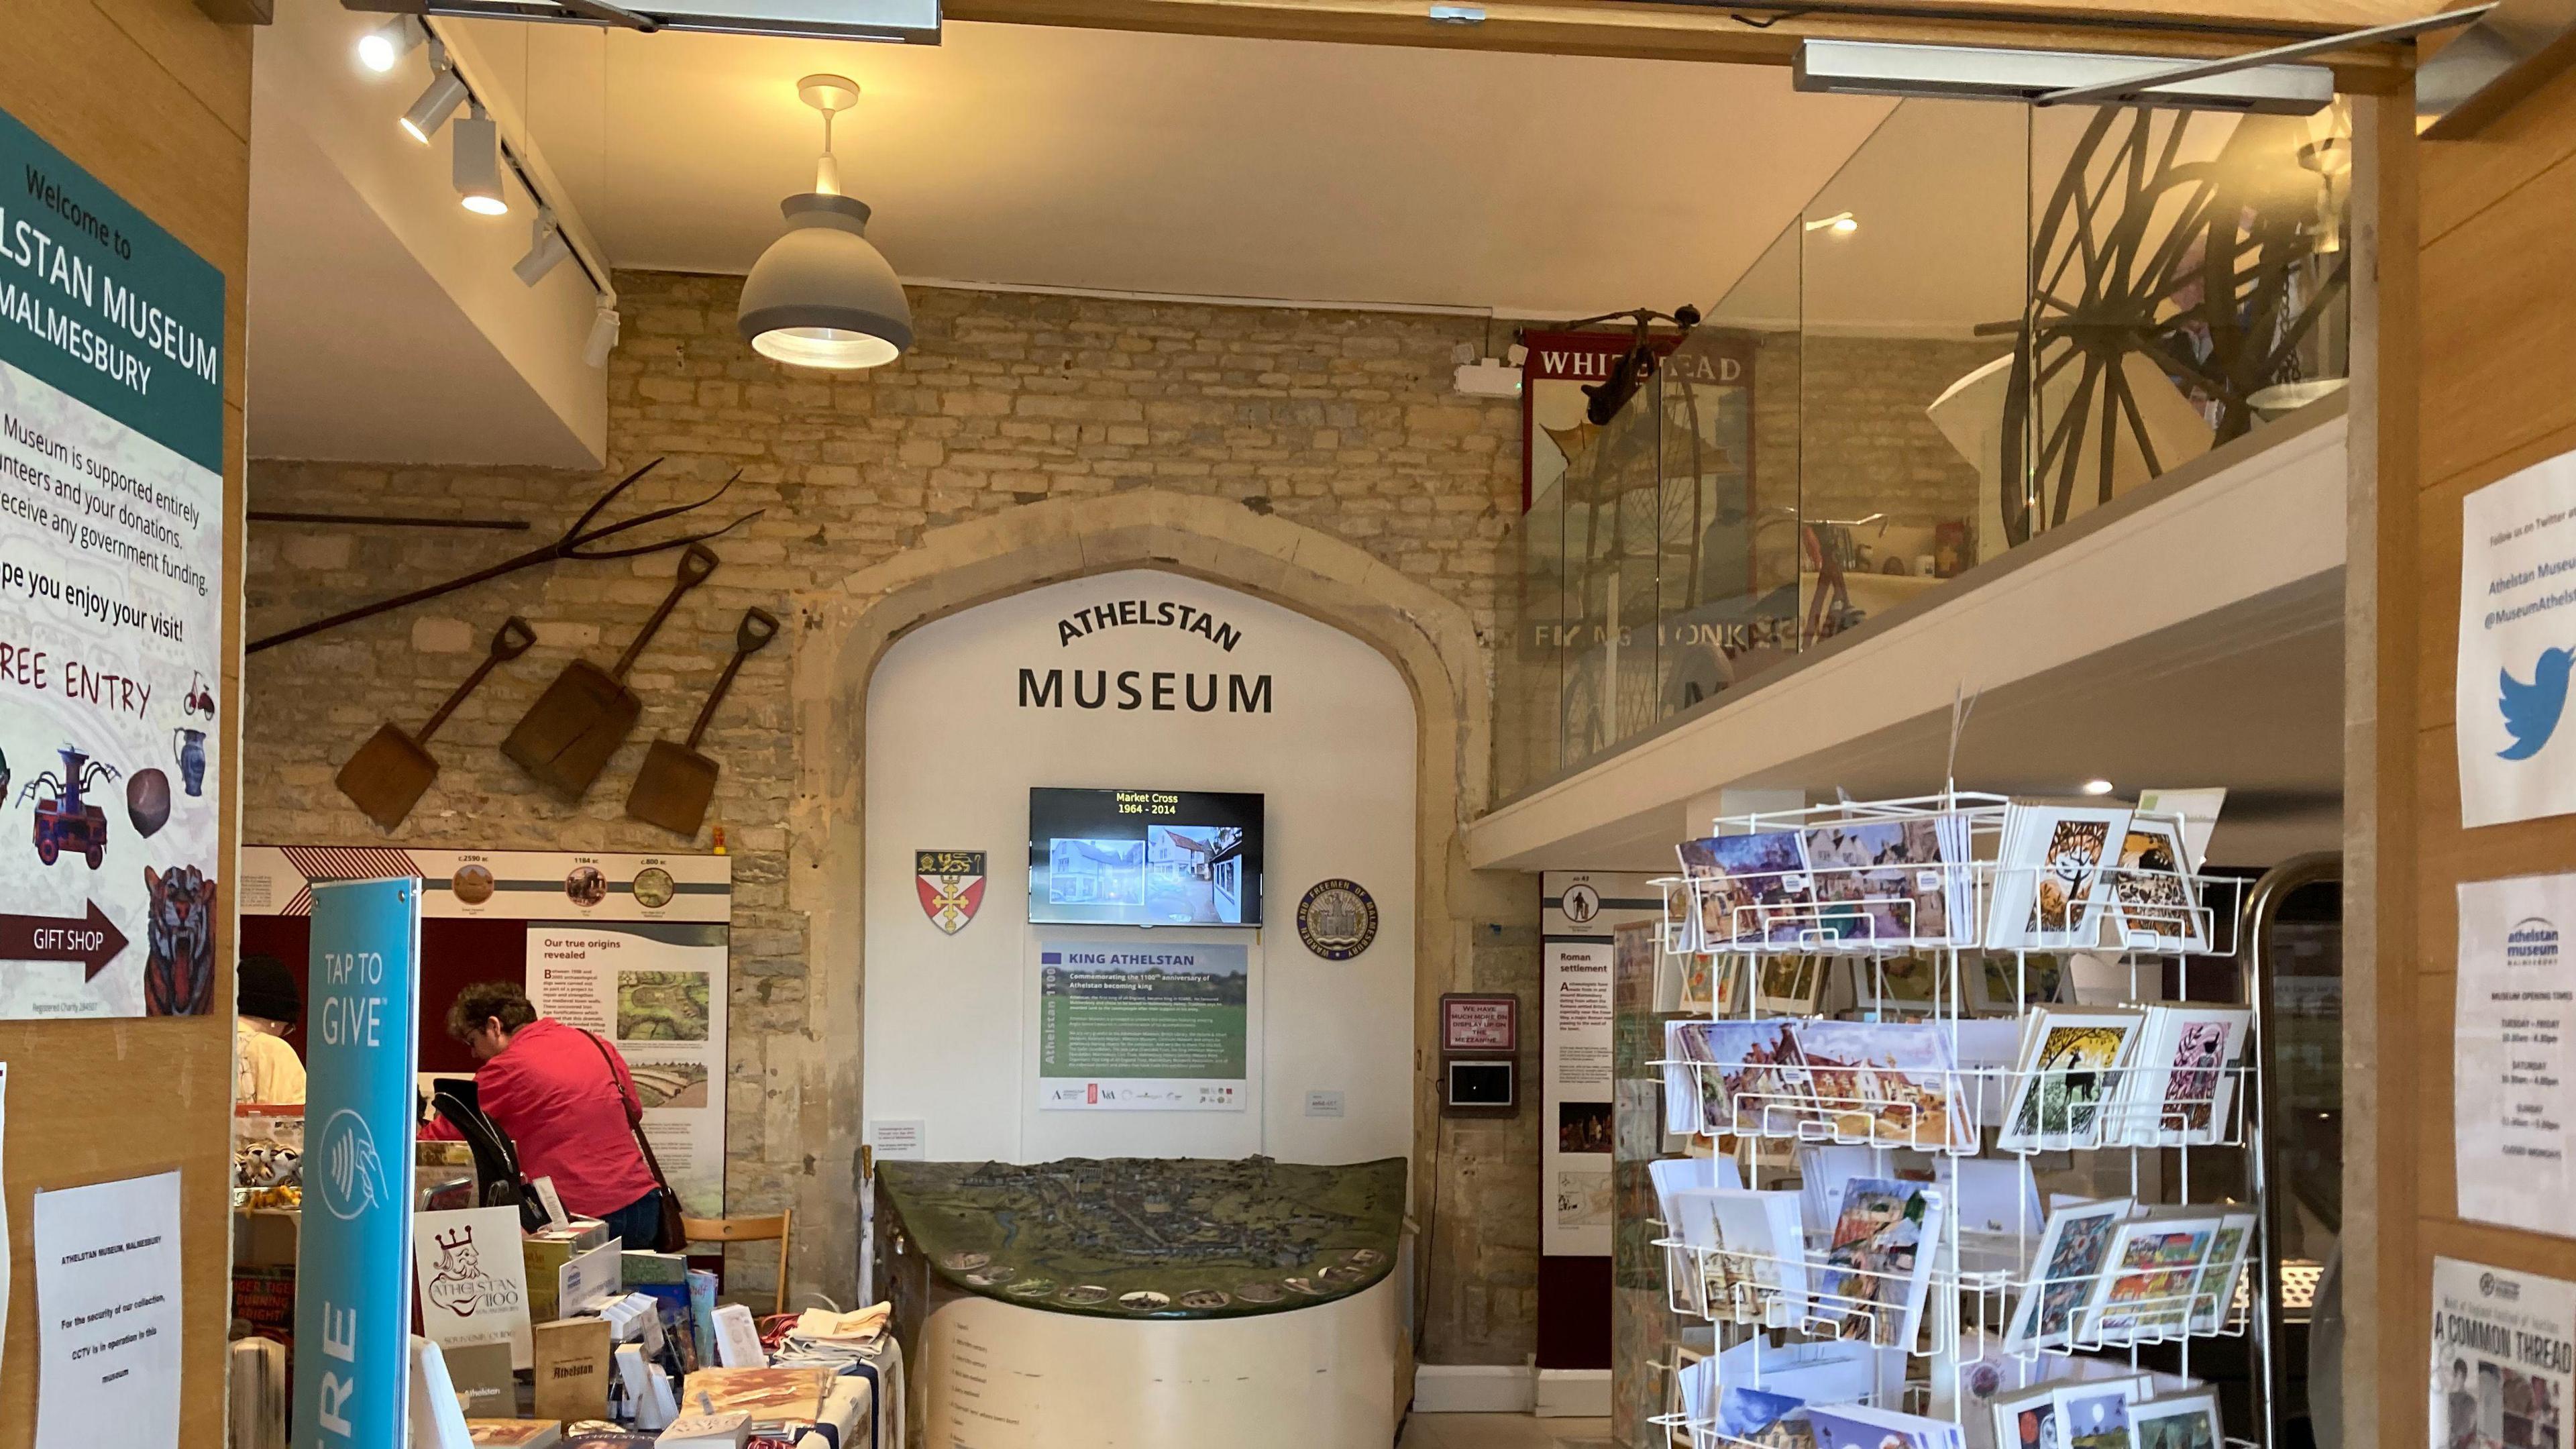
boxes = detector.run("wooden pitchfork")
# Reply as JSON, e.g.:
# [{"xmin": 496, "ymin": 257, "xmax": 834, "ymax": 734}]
[{"xmin": 247, "ymin": 458, "xmax": 759, "ymax": 654}]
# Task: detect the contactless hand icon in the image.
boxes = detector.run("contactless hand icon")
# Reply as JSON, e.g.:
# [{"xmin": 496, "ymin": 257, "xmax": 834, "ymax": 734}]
[{"xmin": 317, "ymin": 1108, "xmax": 390, "ymax": 1222}]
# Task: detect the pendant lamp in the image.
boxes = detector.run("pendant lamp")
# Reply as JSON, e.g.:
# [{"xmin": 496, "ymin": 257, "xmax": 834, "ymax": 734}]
[{"xmin": 738, "ymin": 74, "xmax": 913, "ymax": 370}]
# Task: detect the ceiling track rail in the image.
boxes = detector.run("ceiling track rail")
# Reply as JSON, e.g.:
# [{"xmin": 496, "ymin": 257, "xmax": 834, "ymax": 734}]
[{"xmin": 1645, "ymin": 0, "xmax": 2395, "ymax": 44}]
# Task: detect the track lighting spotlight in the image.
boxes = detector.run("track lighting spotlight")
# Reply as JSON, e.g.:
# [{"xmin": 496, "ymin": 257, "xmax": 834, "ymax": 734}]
[
  {"xmin": 357, "ymin": 16, "xmax": 427, "ymax": 74},
  {"xmin": 400, "ymin": 45, "xmax": 470, "ymax": 144},
  {"xmin": 514, "ymin": 209, "xmax": 573, "ymax": 286},
  {"xmin": 584, "ymin": 303, "xmax": 622, "ymax": 368},
  {"xmin": 453, "ymin": 104, "xmax": 508, "ymax": 216}
]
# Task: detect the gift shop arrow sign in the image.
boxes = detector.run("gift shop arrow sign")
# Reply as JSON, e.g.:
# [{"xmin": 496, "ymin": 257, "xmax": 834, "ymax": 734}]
[{"xmin": 0, "ymin": 902, "xmax": 129, "ymax": 979}]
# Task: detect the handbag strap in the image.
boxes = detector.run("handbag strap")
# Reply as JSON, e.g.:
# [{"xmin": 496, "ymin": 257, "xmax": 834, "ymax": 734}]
[{"xmin": 582, "ymin": 1028, "xmax": 677, "ymax": 1192}]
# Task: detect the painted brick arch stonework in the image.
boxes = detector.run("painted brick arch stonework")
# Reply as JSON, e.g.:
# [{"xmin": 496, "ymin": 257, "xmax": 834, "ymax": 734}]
[{"xmin": 240, "ymin": 272, "xmax": 1544, "ymax": 1362}]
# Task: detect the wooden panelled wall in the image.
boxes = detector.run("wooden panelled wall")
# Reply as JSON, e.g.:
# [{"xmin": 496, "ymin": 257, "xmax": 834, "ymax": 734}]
[
  {"xmin": 0, "ymin": 2, "xmax": 250, "ymax": 1444},
  {"xmin": 2377, "ymin": 52, "xmax": 2576, "ymax": 1448}
]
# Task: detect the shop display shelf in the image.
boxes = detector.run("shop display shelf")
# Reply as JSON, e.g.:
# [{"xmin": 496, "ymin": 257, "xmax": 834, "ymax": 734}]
[{"xmin": 1641, "ymin": 786, "xmax": 2277, "ymax": 1449}]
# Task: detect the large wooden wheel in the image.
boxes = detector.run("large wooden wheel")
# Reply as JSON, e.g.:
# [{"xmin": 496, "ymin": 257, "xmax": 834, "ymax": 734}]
[{"xmin": 2002, "ymin": 107, "xmax": 2347, "ymax": 546}]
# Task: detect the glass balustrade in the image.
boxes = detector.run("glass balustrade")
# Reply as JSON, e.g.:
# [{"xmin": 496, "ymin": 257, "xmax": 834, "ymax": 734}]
[{"xmin": 1493, "ymin": 93, "xmax": 2353, "ymax": 803}]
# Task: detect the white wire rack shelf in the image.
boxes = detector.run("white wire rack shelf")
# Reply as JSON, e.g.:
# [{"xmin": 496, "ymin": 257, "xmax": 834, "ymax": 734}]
[
  {"xmin": 1652, "ymin": 1061, "xmax": 2256, "ymax": 1155},
  {"xmin": 1650, "ymin": 794, "xmax": 2246, "ymax": 961},
  {"xmin": 1651, "ymin": 1405, "xmax": 2265, "ymax": 1449},
  {"xmin": 1636, "ymin": 788, "xmax": 2276, "ymax": 1449},
  {"xmin": 1650, "ymin": 1228, "xmax": 2256, "ymax": 1352}
]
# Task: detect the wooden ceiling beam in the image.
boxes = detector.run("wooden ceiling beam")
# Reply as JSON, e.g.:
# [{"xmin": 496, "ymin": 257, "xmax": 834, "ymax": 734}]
[{"xmin": 942, "ymin": 0, "xmax": 2421, "ymax": 89}]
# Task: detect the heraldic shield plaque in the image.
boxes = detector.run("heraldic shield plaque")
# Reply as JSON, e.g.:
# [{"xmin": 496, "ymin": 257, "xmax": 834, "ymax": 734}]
[{"xmin": 917, "ymin": 849, "xmax": 987, "ymax": 934}]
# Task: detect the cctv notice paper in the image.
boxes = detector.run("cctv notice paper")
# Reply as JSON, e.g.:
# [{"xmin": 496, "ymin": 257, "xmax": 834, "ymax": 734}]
[
  {"xmin": 2459, "ymin": 451, "xmax": 2576, "ymax": 827},
  {"xmin": 2455, "ymin": 874, "xmax": 2576, "ymax": 1238},
  {"xmin": 2430, "ymin": 1256, "xmax": 2575, "ymax": 1449},
  {"xmin": 0, "ymin": 105, "xmax": 227, "ymax": 1018}
]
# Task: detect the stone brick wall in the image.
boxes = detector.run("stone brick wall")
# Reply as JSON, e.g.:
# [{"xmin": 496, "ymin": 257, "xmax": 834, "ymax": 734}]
[
  {"xmin": 241, "ymin": 271, "xmax": 1996, "ymax": 1361},
  {"xmin": 242, "ymin": 270, "xmax": 1546, "ymax": 1359},
  {"xmin": 1778, "ymin": 331, "xmax": 2000, "ymax": 540}
]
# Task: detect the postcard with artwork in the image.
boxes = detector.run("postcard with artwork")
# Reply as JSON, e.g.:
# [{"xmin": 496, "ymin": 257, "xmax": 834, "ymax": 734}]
[
  {"xmin": 1793, "ymin": 1020, "xmax": 1969, "ymax": 1150},
  {"xmin": 1808, "ymin": 1402, "xmax": 1964, "ymax": 1449},
  {"xmin": 2002, "ymin": 1197, "xmax": 2134, "ymax": 1352},
  {"xmin": 2182, "ymin": 1212, "xmax": 2257, "ymax": 1334},
  {"xmin": 1818, "ymin": 1177, "xmax": 1946, "ymax": 1350},
  {"xmin": 1972, "ymin": 951, "xmax": 2067, "ymax": 1015},
  {"xmin": 1663, "ymin": 876, "xmax": 1699, "ymax": 951},
  {"xmin": 1796, "ymin": 1143, "xmax": 1890, "ymax": 1238},
  {"xmin": 1987, "ymin": 802, "xmax": 2134, "ymax": 950},
  {"xmin": 1680, "ymin": 830, "xmax": 1818, "ymax": 947},
  {"xmin": 1996, "ymin": 1010, "xmax": 2144, "ymax": 1152},
  {"xmin": 2054, "ymin": 1381, "xmax": 2142, "ymax": 1449},
  {"xmin": 1758, "ymin": 953, "xmax": 1829, "ymax": 1014},
  {"xmin": 1664, "ymin": 1019, "xmax": 1715, "ymax": 1137},
  {"xmin": 1715, "ymin": 1385, "xmax": 1815, "ymax": 1449},
  {"xmin": 1802, "ymin": 816, "xmax": 1955, "ymax": 945},
  {"xmin": 1700, "ymin": 1189, "xmax": 1813, "ymax": 1327},
  {"xmin": 1950, "ymin": 1331, "xmax": 2062, "ymax": 1449},
  {"xmin": 2121, "ymin": 1008, "xmax": 2250, "ymax": 1146},
  {"xmin": 2078, "ymin": 1218, "xmax": 2221, "ymax": 1344},
  {"xmin": 1676, "ymin": 951, "xmax": 1716, "ymax": 1012},
  {"xmin": 1854, "ymin": 952, "xmax": 1951, "ymax": 1016},
  {"xmin": 2123, "ymin": 1393, "xmax": 2222, "ymax": 1449},
  {"xmin": 1672, "ymin": 1019, "xmax": 1814, "ymax": 1136},
  {"xmin": 1710, "ymin": 954, "xmax": 1758, "ymax": 1016},
  {"xmin": 2106, "ymin": 814, "xmax": 2205, "ymax": 951},
  {"xmin": 1990, "ymin": 1383, "xmax": 2063, "ymax": 1449},
  {"xmin": 1670, "ymin": 1187, "xmax": 1738, "ymax": 1316}
]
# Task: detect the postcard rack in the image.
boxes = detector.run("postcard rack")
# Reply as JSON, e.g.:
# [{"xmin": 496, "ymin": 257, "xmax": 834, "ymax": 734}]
[{"xmin": 1643, "ymin": 791, "xmax": 2273, "ymax": 1449}]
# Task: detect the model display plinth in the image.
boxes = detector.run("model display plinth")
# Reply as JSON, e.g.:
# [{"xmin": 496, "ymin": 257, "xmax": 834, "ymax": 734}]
[{"xmin": 875, "ymin": 1155, "xmax": 1407, "ymax": 1449}]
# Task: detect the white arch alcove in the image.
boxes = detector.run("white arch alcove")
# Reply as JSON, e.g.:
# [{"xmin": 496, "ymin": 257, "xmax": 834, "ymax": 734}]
[{"xmin": 861, "ymin": 566, "xmax": 1418, "ymax": 1168}]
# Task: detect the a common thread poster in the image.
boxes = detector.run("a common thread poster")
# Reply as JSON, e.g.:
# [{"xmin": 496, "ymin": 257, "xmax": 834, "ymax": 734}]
[
  {"xmin": 2430, "ymin": 1256, "xmax": 2574, "ymax": 1449},
  {"xmin": 2454, "ymin": 874, "xmax": 2576, "ymax": 1237},
  {"xmin": 1035, "ymin": 938, "xmax": 1249, "ymax": 1110},
  {"xmin": 0, "ymin": 105, "xmax": 227, "ymax": 1018},
  {"xmin": 526, "ymin": 922, "xmax": 729, "ymax": 1216}
]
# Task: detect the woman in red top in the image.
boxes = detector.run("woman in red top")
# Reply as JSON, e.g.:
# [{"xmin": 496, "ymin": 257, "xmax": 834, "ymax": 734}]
[{"xmin": 433, "ymin": 980, "xmax": 664, "ymax": 1247}]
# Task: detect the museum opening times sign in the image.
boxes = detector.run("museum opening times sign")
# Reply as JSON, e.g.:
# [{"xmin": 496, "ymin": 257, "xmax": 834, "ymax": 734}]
[
  {"xmin": 0, "ymin": 103, "xmax": 227, "ymax": 1019},
  {"xmin": 2455, "ymin": 873, "xmax": 2576, "ymax": 1237}
]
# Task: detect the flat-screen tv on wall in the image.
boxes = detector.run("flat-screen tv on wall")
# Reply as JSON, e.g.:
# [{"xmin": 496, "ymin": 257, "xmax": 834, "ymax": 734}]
[{"xmin": 1028, "ymin": 788, "xmax": 1265, "ymax": 927}]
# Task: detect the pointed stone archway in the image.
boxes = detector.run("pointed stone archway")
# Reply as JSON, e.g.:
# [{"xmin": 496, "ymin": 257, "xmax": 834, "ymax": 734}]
[{"xmin": 776, "ymin": 489, "xmax": 1495, "ymax": 1352}]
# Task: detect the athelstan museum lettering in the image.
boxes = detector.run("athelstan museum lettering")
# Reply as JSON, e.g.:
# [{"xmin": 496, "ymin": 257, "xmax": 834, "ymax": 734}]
[
  {"xmin": 1019, "ymin": 668, "xmax": 1271, "ymax": 713},
  {"xmin": 1057, "ymin": 598, "xmax": 1242, "ymax": 650},
  {"xmin": 1024, "ymin": 596, "xmax": 1271, "ymax": 712}
]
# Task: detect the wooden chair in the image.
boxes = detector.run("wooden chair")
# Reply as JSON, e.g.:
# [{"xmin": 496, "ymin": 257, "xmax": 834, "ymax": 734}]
[{"xmin": 681, "ymin": 1210, "xmax": 794, "ymax": 1317}]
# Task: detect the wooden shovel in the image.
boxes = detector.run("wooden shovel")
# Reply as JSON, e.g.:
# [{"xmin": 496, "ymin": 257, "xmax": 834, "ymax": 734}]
[
  {"xmin": 502, "ymin": 543, "xmax": 718, "ymax": 803},
  {"xmin": 335, "ymin": 616, "xmax": 537, "ymax": 830},
  {"xmin": 625, "ymin": 607, "xmax": 780, "ymax": 837}
]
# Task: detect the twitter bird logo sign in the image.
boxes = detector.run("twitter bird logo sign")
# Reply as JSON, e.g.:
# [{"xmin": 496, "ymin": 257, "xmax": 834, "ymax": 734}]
[
  {"xmin": 2457, "ymin": 455, "xmax": 2576, "ymax": 826},
  {"xmin": 2499, "ymin": 647, "xmax": 2575, "ymax": 760}
]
